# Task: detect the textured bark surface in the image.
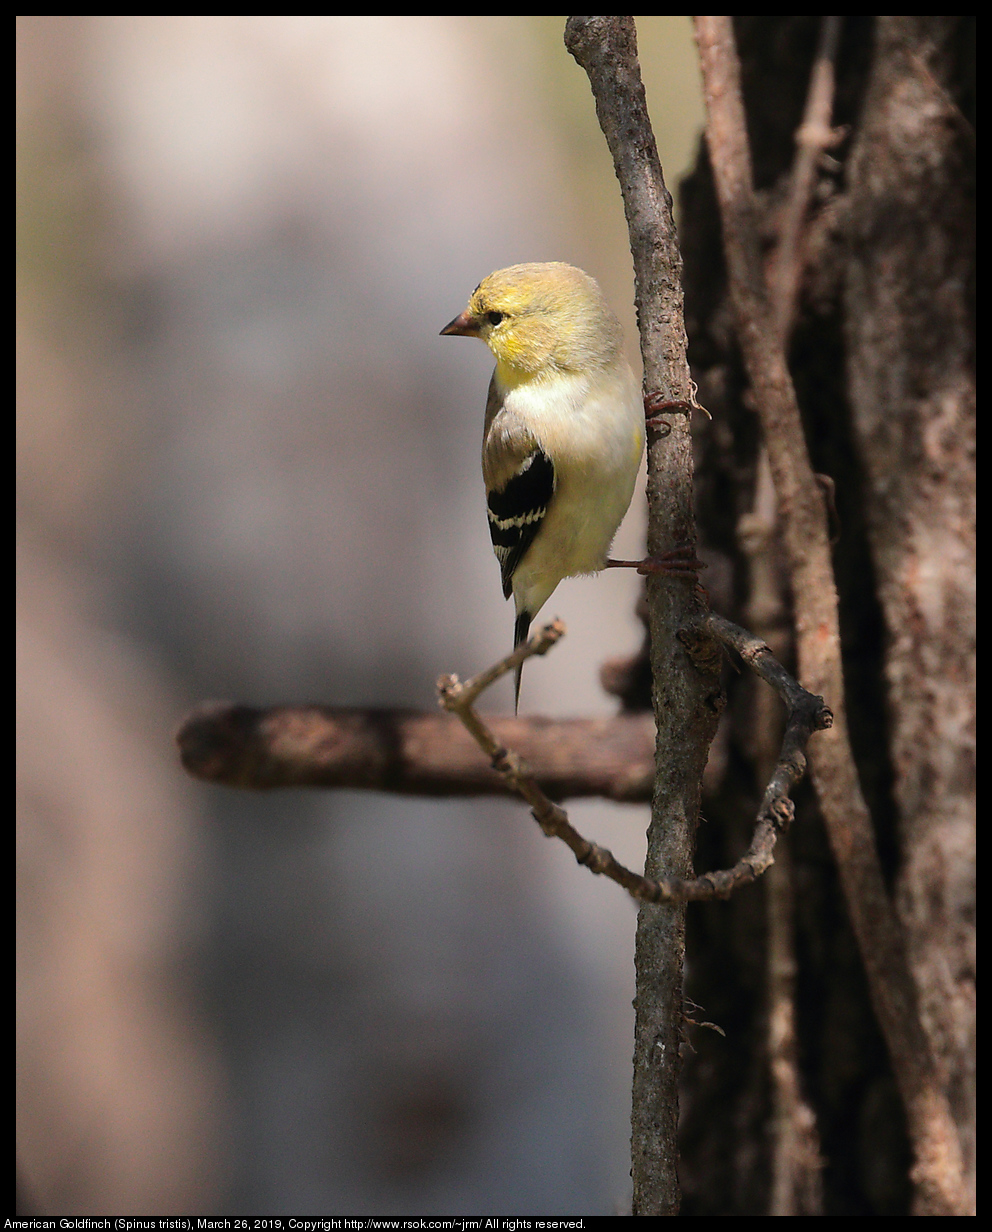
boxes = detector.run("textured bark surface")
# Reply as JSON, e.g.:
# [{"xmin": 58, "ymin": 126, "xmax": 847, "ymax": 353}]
[
  {"xmin": 678, "ymin": 15, "xmax": 974, "ymax": 1215},
  {"xmin": 843, "ymin": 16, "xmax": 976, "ymax": 1197}
]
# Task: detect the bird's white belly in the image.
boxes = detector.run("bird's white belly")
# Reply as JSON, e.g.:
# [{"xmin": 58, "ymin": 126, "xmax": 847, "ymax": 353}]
[{"xmin": 496, "ymin": 365, "xmax": 644, "ymax": 619}]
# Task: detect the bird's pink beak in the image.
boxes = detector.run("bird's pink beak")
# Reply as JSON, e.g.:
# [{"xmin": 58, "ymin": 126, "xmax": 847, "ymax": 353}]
[{"xmin": 439, "ymin": 309, "xmax": 481, "ymax": 337}]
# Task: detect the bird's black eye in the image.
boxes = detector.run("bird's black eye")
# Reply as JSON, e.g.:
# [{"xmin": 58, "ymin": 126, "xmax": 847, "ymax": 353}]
[{"xmin": 486, "ymin": 311, "xmax": 505, "ymax": 326}]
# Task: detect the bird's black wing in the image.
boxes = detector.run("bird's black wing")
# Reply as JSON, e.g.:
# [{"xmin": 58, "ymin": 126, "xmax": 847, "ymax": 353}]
[{"xmin": 486, "ymin": 449, "xmax": 556, "ymax": 599}]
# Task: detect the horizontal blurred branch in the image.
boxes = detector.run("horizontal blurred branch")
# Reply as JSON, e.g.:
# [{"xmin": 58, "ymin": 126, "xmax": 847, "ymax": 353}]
[
  {"xmin": 177, "ymin": 698, "xmax": 656, "ymax": 802},
  {"xmin": 178, "ymin": 613, "xmax": 830, "ymax": 879}
]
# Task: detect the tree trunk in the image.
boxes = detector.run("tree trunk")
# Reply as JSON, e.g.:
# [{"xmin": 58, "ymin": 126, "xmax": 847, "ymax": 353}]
[
  {"xmin": 842, "ymin": 17, "xmax": 976, "ymax": 1202},
  {"xmin": 679, "ymin": 15, "xmax": 974, "ymax": 1215}
]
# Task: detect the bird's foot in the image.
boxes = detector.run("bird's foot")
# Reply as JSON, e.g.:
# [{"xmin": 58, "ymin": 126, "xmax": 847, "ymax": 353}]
[
  {"xmin": 643, "ymin": 391, "xmax": 711, "ymax": 428},
  {"xmin": 606, "ymin": 545, "xmax": 706, "ymax": 578}
]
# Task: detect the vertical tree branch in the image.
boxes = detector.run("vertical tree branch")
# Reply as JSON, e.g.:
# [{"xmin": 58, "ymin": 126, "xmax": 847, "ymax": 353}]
[
  {"xmin": 756, "ymin": 19, "xmax": 840, "ymax": 1213},
  {"xmin": 694, "ymin": 15, "xmax": 969, "ymax": 1216},
  {"xmin": 766, "ymin": 15, "xmax": 843, "ymax": 345},
  {"xmin": 565, "ymin": 16, "xmax": 722, "ymax": 1217}
]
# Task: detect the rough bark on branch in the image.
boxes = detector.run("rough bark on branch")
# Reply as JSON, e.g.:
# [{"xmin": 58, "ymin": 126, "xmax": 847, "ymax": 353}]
[{"xmin": 565, "ymin": 15, "xmax": 722, "ymax": 1218}]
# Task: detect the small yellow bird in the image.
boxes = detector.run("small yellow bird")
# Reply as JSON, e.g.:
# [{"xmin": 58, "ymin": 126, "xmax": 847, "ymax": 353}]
[{"xmin": 441, "ymin": 262, "xmax": 646, "ymax": 709}]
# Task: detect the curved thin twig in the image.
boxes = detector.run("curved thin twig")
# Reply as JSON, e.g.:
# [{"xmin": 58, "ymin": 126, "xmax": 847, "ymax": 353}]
[
  {"xmin": 706, "ymin": 613, "xmax": 833, "ymax": 820},
  {"xmin": 438, "ymin": 619, "xmax": 832, "ymax": 904}
]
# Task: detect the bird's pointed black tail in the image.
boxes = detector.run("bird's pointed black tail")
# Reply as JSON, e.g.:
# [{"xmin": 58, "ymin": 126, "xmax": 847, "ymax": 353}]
[{"xmin": 513, "ymin": 611, "xmax": 532, "ymax": 715}]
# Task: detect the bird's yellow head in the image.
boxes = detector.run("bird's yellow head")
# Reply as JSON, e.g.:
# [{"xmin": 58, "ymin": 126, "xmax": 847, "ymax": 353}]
[{"xmin": 440, "ymin": 262, "xmax": 624, "ymax": 385}]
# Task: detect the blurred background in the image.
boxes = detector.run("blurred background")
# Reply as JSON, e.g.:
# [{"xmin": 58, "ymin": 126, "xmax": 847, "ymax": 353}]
[{"xmin": 16, "ymin": 16, "xmax": 705, "ymax": 1215}]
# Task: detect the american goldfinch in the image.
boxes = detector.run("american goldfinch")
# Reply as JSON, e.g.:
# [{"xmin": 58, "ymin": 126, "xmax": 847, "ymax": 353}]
[{"xmin": 441, "ymin": 262, "xmax": 645, "ymax": 710}]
